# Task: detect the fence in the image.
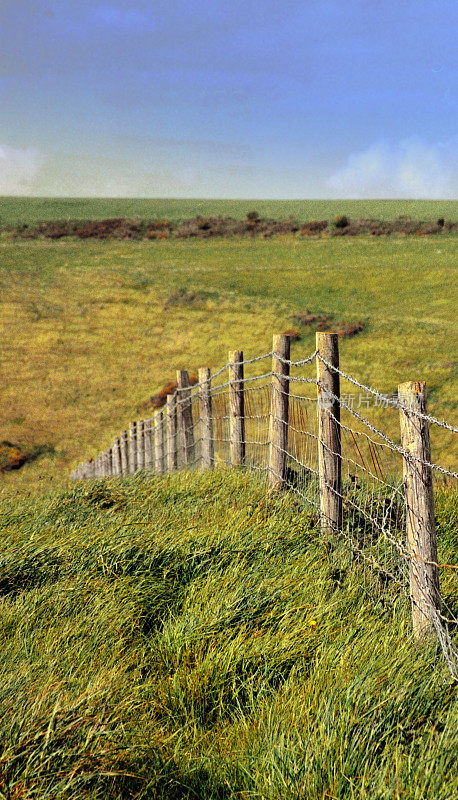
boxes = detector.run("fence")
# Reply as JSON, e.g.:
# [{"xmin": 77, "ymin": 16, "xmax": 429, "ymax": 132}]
[{"xmin": 71, "ymin": 332, "xmax": 458, "ymax": 677}]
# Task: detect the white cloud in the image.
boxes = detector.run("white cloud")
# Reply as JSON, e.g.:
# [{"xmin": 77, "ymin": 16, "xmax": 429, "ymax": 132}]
[
  {"xmin": 0, "ymin": 143, "xmax": 45, "ymax": 195},
  {"xmin": 327, "ymin": 137, "xmax": 458, "ymax": 199}
]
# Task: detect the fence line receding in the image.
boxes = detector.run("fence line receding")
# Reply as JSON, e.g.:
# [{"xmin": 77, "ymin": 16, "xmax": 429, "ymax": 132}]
[{"xmin": 70, "ymin": 333, "xmax": 458, "ymax": 678}]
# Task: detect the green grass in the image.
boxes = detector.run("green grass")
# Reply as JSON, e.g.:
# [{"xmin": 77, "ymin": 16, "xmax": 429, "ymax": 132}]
[
  {"xmin": 0, "ymin": 469, "xmax": 457, "ymax": 799},
  {"xmin": 1, "ymin": 197, "xmax": 457, "ymax": 226},
  {"xmin": 1, "ymin": 234, "xmax": 456, "ymax": 498}
]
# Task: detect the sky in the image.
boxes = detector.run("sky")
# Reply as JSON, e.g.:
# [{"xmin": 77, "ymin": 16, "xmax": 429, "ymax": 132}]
[{"xmin": 0, "ymin": 0, "xmax": 457, "ymax": 198}]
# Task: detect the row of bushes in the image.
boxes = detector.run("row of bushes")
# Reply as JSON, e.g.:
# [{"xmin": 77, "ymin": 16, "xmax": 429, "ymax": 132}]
[{"xmin": 4, "ymin": 213, "xmax": 457, "ymax": 240}]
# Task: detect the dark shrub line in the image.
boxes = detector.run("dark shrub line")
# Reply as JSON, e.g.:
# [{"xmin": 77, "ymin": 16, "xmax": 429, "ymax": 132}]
[{"xmin": 4, "ymin": 213, "xmax": 457, "ymax": 240}]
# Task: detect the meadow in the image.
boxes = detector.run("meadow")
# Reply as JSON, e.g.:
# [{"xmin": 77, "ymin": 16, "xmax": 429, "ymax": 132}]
[
  {"xmin": 0, "ymin": 200, "xmax": 457, "ymax": 799},
  {"xmin": 0, "ymin": 224, "xmax": 457, "ymax": 496},
  {"xmin": 1, "ymin": 196, "xmax": 457, "ymax": 226}
]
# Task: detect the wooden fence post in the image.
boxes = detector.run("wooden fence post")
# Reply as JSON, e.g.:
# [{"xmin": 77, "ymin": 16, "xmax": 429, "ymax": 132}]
[
  {"xmin": 316, "ymin": 332, "xmax": 342, "ymax": 534},
  {"xmin": 155, "ymin": 410, "xmax": 165, "ymax": 474},
  {"xmin": 120, "ymin": 430, "xmax": 129, "ymax": 475},
  {"xmin": 166, "ymin": 394, "xmax": 178, "ymax": 471},
  {"xmin": 229, "ymin": 350, "xmax": 245, "ymax": 466},
  {"xmin": 114, "ymin": 437, "xmax": 122, "ymax": 475},
  {"xmin": 269, "ymin": 334, "xmax": 290, "ymax": 490},
  {"xmin": 107, "ymin": 447, "xmax": 113, "ymax": 476},
  {"xmin": 398, "ymin": 381, "xmax": 440, "ymax": 638},
  {"xmin": 144, "ymin": 418, "xmax": 154, "ymax": 470},
  {"xmin": 198, "ymin": 367, "xmax": 214, "ymax": 469},
  {"xmin": 137, "ymin": 420, "xmax": 146, "ymax": 470},
  {"xmin": 177, "ymin": 370, "xmax": 195, "ymax": 467},
  {"xmin": 129, "ymin": 421, "xmax": 138, "ymax": 474}
]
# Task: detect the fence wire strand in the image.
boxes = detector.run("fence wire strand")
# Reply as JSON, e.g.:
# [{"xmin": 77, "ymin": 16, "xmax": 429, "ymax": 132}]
[{"xmin": 70, "ymin": 347, "xmax": 458, "ymax": 677}]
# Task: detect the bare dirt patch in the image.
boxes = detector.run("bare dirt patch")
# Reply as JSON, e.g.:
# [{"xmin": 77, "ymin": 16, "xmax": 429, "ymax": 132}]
[
  {"xmin": 292, "ymin": 311, "xmax": 366, "ymax": 339},
  {"xmin": 0, "ymin": 441, "xmax": 54, "ymax": 472},
  {"xmin": 140, "ymin": 375, "xmax": 199, "ymax": 413}
]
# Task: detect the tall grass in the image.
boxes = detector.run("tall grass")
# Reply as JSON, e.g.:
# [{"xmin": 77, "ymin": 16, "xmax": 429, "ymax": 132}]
[{"xmin": 0, "ymin": 470, "xmax": 457, "ymax": 799}]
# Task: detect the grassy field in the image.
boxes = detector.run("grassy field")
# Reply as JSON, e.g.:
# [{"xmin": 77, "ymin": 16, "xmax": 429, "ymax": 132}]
[
  {"xmin": 0, "ymin": 470, "xmax": 457, "ymax": 799},
  {"xmin": 1, "ymin": 231, "xmax": 457, "ymax": 496},
  {"xmin": 1, "ymin": 197, "xmax": 457, "ymax": 226},
  {"xmin": 0, "ymin": 202, "xmax": 457, "ymax": 798}
]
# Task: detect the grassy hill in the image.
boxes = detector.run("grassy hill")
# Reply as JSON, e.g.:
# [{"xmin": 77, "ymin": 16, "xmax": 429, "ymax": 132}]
[
  {"xmin": 1, "ymin": 199, "xmax": 457, "ymax": 798},
  {"xmin": 1, "ymin": 232, "xmax": 457, "ymax": 498},
  {"xmin": 0, "ymin": 469, "xmax": 457, "ymax": 800}
]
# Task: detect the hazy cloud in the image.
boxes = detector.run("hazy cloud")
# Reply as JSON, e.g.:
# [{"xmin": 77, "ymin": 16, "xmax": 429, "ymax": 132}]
[
  {"xmin": 0, "ymin": 143, "xmax": 45, "ymax": 194},
  {"xmin": 327, "ymin": 137, "xmax": 458, "ymax": 198}
]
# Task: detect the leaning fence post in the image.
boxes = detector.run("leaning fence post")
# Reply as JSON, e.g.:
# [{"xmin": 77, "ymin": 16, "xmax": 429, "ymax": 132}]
[
  {"xmin": 166, "ymin": 394, "xmax": 178, "ymax": 471},
  {"xmin": 137, "ymin": 420, "xmax": 146, "ymax": 471},
  {"xmin": 229, "ymin": 350, "xmax": 245, "ymax": 466},
  {"xmin": 129, "ymin": 421, "xmax": 138, "ymax": 474},
  {"xmin": 316, "ymin": 332, "xmax": 342, "ymax": 534},
  {"xmin": 269, "ymin": 334, "xmax": 290, "ymax": 490},
  {"xmin": 398, "ymin": 381, "xmax": 440, "ymax": 638},
  {"xmin": 155, "ymin": 409, "xmax": 165, "ymax": 475},
  {"xmin": 198, "ymin": 367, "xmax": 214, "ymax": 469},
  {"xmin": 120, "ymin": 430, "xmax": 129, "ymax": 475},
  {"xmin": 177, "ymin": 370, "xmax": 195, "ymax": 467}
]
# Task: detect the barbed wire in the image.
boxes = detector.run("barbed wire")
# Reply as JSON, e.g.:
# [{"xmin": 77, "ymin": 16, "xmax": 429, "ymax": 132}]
[
  {"xmin": 316, "ymin": 353, "xmax": 458, "ymax": 433},
  {"xmin": 69, "ymin": 345, "xmax": 458, "ymax": 676}
]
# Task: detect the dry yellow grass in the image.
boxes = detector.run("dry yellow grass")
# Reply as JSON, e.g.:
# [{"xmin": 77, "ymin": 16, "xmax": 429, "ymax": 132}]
[{"xmin": 1, "ymin": 235, "xmax": 456, "ymax": 495}]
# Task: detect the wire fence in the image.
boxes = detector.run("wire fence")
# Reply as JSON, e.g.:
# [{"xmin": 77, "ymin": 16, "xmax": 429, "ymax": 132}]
[{"xmin": 71, "ymin": 334, "xmax": 458, "ymax": 677}]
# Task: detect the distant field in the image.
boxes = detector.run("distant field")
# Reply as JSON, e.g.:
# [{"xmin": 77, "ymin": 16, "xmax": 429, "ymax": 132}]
[
  {"xmin": 1, "ymin": 232, "xmax": 457, "ymax": 497},
  {"xmin": 1, "ymin": 196, "xmax": 457, "ymax": 225}
]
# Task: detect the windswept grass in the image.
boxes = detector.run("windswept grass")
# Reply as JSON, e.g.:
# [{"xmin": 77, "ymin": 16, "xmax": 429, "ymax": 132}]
[{"xmin": 0, "ymin": 469, "xmax": 457, "ymax": 799}]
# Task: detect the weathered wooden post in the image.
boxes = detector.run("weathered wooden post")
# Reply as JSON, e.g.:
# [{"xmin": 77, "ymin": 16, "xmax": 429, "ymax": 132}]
[
  {"xmin": 137, "ymin": 420, "xmax": 146, "ymax": 470},
  {"xmin": 166, "ymin": 393, "xmax": 178, "ymax": 471},
  {"xmin": 398, "ymin": 381, "xmax": 440, "ymax": 638},
  {"xmin": 129, "ymin": 421, "xmax": 138, "ymax": 474},
  {"xmin": 114, "ymin": 437, "xmax": 122, "ymax": 475},
  {"xmin": 107, "ymin": 447, "xmax": 113, "ymax": 476},
  {"xmin": 177, "ymin": 370, "xmax": 195, "ymax": 467},
  {"xmin": 316, "ymin": 332, "xmax": 342, "ymax": 534},
  {"xmin": 144, "ymin": 418, "xmax": 154, "ymax": 470},
  {"xmin": 120, "ymin": 429, "xmax": 129, "ymax": 475},
  {"xmin": 154, "ymin": 410, "xmax": 165, "ymax": 475},
  {"xmin": 198, "ymin": 367, "xmax": 214, "ymax": 469},
  {"xmin": 269, "ymin": 334, "xmax": 290, "ymax": 490},
  {"xmin": 229, "ymin": 350, "xmax": 245, "ymax": 466}
]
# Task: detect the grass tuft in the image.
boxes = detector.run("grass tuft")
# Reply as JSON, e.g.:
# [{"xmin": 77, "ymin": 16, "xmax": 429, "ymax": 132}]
[{"xmin": 0, "ymin": 470, "xmax": 456, "ymax": 798}]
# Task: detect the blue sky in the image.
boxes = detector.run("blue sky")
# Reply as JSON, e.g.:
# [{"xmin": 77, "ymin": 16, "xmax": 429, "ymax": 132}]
[{"xmin": 1, "ymin": 0, "xmax": 457, "ymax": 197}]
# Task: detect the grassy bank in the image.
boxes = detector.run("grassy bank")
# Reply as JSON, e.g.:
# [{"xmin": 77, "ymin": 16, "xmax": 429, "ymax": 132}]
[{"xmin": 0, "ymin": 469, "xmax": 457, "ymax": 799}]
